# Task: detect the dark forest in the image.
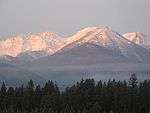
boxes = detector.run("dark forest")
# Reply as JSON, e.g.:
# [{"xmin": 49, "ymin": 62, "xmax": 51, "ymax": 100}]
[{"xmin": 0, "ymin": 74, "xmax": 150, "ymax": 113}]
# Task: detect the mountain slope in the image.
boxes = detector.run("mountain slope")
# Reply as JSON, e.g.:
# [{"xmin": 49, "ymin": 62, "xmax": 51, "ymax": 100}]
[
  {"xmin": 0, "ymin": 32, "xmax": 65, "ymax": 57},
  {"xmin": 25, "ymin": 43, "xmax": 137, "ymax": 67},
  {"xmin": 21, "ymin": 27, "xmax": 150, "ymax": 71},
  {"xmin": 0, "ymin": 62, "xmax": 45, "ymax": 86},
  {"xmin": 123, "ymin": 32, "xmax": 150, "ymax": 48},
  {"xmin": 63, "ymin": 27, "xmax": 150, "ymax": 62},
  {"xmin": 13, "ymin": 51, "xmax": 49, "ymax": 63}
]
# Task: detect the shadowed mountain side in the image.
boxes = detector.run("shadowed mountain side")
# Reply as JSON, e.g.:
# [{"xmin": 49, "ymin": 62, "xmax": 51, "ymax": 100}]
[
  {"xmin": 17, "ymin": 42, "xmax": 150, "ymax": 74},
  {"xmin": 12, "ymin": 51, "xmax": 49, "ymax": 64},
  {"xmin": 0, "ymin": 62, "xmax": 45, "ymax": 86},
  {"xmin": 22, "ymin": 43, "xmax": 139, "ymax": 67}
]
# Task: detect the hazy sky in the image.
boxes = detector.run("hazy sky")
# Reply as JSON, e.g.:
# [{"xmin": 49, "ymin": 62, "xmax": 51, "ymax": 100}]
[{"xmin": 0, "ymin": 0, "xmax": 150, "ymax": 38}]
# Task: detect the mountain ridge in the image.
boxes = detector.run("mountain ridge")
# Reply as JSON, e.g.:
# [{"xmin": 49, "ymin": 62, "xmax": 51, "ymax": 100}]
[
  {"xmin": 19, "ymin": 27, "xmax": 150, "ymax": 69},
  {"xmin": 0, "ymin": 32, "xmax": 65, "ymax": 57},
  {"xmin": 123, "ymin": 32, "xmax": 150, "ymax": 48},
  {"xmin": 0, "ymin": 26, "xmax": 150, "ymax": 63},
  {"xmin": 1, "ymin": 26, "xmax": 150, "ymax": 86},
  {"xmin": 0, "ymin": 26, "xmax": 150, "ymax": 58}
]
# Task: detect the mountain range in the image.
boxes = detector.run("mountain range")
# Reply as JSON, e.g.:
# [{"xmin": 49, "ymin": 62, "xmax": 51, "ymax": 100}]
[{"xmin": 0, "ymin": 26, "xmax": 150, "ymax": 87}]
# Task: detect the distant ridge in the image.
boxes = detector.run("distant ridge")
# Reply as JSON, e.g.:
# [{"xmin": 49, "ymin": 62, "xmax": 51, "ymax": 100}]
[
  {"xmin": 0, "ymin": 26, "xmax": 150, "ymax": 58},
  {"xmin": 1, "ymin": 26, "xmax": 150, "ymax": 86},
  {"xmin": 0, "ymin": 32, "xmax": 65, "ymax": 57},
  {"xmin": 123, "ymin": 32, "xmax": 150, "ymax": 48}
]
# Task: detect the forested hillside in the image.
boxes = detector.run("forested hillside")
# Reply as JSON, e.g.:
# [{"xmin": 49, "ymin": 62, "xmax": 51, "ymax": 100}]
[{"xmin": 0, "ymin": 74, "xmax": 150, "ymax": 113}]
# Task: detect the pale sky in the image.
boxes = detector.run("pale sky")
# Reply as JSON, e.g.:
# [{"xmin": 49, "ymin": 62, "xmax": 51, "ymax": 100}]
[{"xmin": 0, "ymin": 0, "xmax": 150, "ymax": 38}]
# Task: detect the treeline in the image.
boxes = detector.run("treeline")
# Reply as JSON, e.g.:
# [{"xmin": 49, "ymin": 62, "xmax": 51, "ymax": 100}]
[{"xmin": 0, "ymin": 74, "xmax": 150, "ymax": 113}]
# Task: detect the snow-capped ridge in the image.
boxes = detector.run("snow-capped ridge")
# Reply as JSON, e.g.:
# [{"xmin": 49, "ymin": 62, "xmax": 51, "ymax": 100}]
[
  {"xmin": 1, "ymin": 26, "xmax": 150, "ymax": 63},
  {"xmin": 61, "ymin": 26, "xmax": 150, "ymax": 62},
  {"xmin": 123, "ymin": 32, "xmax": 146, "ymax": 44},
  {"xmin": 64, "ymin": 26, "xmax": 133, "ymax": 50},
  {"xmin": 0, "ymin": 32, "xmax": 65, "ymax": 57},
  {"xmin": 123, "ymin": 32, "xmax": 150, "ymax": 48}
]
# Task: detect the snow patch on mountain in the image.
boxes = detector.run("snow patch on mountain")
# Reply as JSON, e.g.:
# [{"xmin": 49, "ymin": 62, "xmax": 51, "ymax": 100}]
[{"xmin": 123, "ymin": 32, "xmax": 150, "ymax": 48}]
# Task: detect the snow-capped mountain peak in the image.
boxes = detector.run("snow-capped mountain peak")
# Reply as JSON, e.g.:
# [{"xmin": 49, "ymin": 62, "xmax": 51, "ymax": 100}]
[
  {"xmin": 123, "ymin": 32, "xmax": 150, "ymax": 48},
  {"xmin": 65, "ymin": 26, "xmax": 111, "ymax": 44},
  {"xmin": 123, "ymin": 32, "xmax": 146, "ymax": 45},
  {"xmin": 61, "ymin": 26, "xmax": 150, "ymax": 62},
  {"xmin": 64, "ymin": 26, "xmax": 132, "ymax": 53},
  {"xmin": 0, "ymin": 26, "xmax": 150, "ymax": 63},
  {"xmin": 0, "ymin": 32, "xmax": 65, "ymax": 57}
]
